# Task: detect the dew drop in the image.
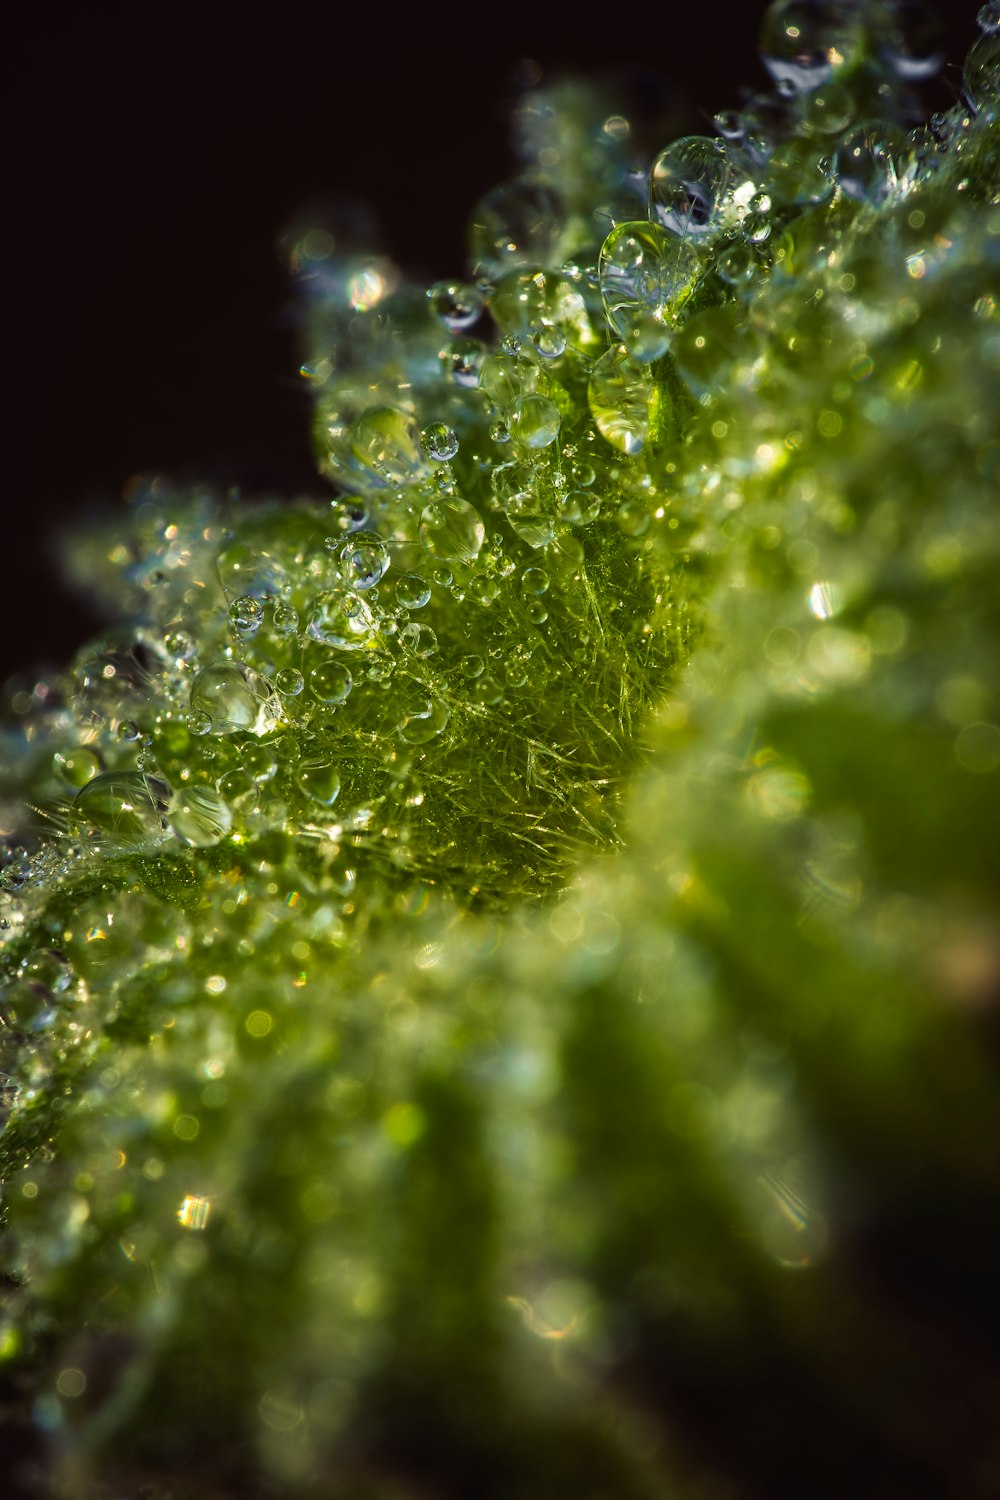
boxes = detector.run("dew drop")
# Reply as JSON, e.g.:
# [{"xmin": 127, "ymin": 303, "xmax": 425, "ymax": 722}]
[
  {"xmin": 649, "ymin": 136, "xmax": 736, "ymax": 240},
  {"xmin": 189, "ymin": 664, "xmax": 258, "ymax": 733},
  {"xmin": 169, "ymin": 785, "xmax": 233, "ymax": 847},
  {"xmin": 338, "ymin": 530, "xmax": 390, "ymax": 590},
  {"xmin": 117, "ymin": 719, "xmax": 141, "ymax": 743},
  {"xmin": 440, "ymin": 337, "xmax": 486, "ymax": 389},
  {"xmin": 419, "ymin": 498, "xmax": 485, "ymax": 563},
  {"xmin": 309, "ymin": 661, "xmax": 353, "ymax": 704},
  {"xmin": 71, "ymin": 771, "xmax": 171, "ymax": 852},
  {"xmin": 272, "ymin": 601, "xmax": 300, "ymax": 636},
  {"xmin": 600, "ymin": 221, "xmax": 702, "ymax": 349},
  {"xmin": 427, "ymin": 279, "xmax": 484, "ymax": 330},
  {"xmin": 297, "ymin": 758, "xmax": 341, "ymax": 806},
  {"xmin": 508, "ymin": 394, "xmax": 561, "ymax": 450},
  {"xmin": 397, "ymin": 693, "xmax": 450, "ymax": 744},
  {"xmin": 760, "ymin": 0, "xmax": 853, "ymax": 94},
  {"xmin": 588, "ymin": 346, "xmax": 651, "ymax": 455},
  {"xmin": 275, "ymin": 667, "xmax": 305, "ymax": 697},
  {"xmin": 230, "ymin": 595, "xmax": 264, "ymax": 639},
  {"xmin": 468, "ymin": 178, "xmax": 564, "ymax": 280},
  {"xmin": 393, "ymin": 573, "xmax": 431, "ymax": 610},
  {"xmin": 421, "ymin": 423, "xmax": 460, "ymax": 463},
  {"xmin": 52, "ymin": 747, "xmax": 102, "ymax": 788},
  {"xmin": 350, "ymin": 408, "xmax": 424, "ymax": 488},
  {"xmin": 305, "ymin": 589, "xmax": 374, "ymax": 649}
]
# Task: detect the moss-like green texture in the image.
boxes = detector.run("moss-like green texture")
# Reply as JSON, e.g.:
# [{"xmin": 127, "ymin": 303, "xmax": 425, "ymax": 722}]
[{"xmin": 3, "ymin": 6, "xmax": 1000, "ymax": 1496}]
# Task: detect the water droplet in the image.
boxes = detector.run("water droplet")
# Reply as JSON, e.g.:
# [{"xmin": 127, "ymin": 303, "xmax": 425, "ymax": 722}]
[
  {"xmin": 20, "ymin": 949, "xmax": 73, "ymax": 995},
  {"xmin": 427, "ymin": 280, "xmax": 484, "ymax": 330},
  {"xmin": 979, "ymin": 1, "xmax": 1000, "ymax": 33},
  {"xmin": 459, "ymin": 654, "xmax": 485, "ymax": 679},
  {"xmin": 419, "ymin": 498, "xmax": 485, "ymax": 563},
  {"xmin": 52, "ymin": 747, "xmax": 102, "ymax": 788},
  {"xmin": 297, "ymin": 758, "xmax": 341, "ymax": 806},
  {"xmin": 532, "ymin": 326, "xmax": 567, "ymax": 359},
  {"xmin": 397, "ymin": 693, "xmax": 450, "ymax": 744},
  {"xmin": 275, "ymin": 667, "xmax": 304, "ymax": 697},
  {"xmin": 117, "ymin": 719, "xmax": 141, "ymax": 743},
  {"xmin": 588, "ymin": 346, "xmax": 650, "ymax": 455},
  {"xmin": 230, "ymin": 595, "xmax": 264, "ymax": 639},
  {"xmin": 350, "ymin": 408, "xmax": 424, "ymax": 488},
  {"xmin": 468, "ymin": 178, "xmax": 564, "ymax": 280},
  {"xmin": 600, "ymin": 221, "xmax": 702, "ymax": 350},
  {"xmin": 399, "ymin": 622, "xmax": 439, "ymax": 656},
  {"xmin": 440, "ymin": 337, "xmax": 485, "ymax": 388},
  {"xmin": 837, "ymin": 123, "xmax": 903, "ymax": 203},
  {"xmin": 421, "ymin": 423, "xmax": 459, "ymax": 463},
  {"xmin": 338, "ymin": 530, "xmax": 389, "ymax": 590},
  {"xmin": 393, "ymin": 573, "xmax": 431, "ymax": 610},
  {"xmin": 186, "ymin": 708, "xmax": 212, "ymax": 737},
  {"xmin": 649, "ymin": 136, "xmax": 737, "ymax": 240},
  {"xmin": 190, "ymin": 664, "xmax": 258, "ymax": 732},
  {"xmin": 760, "ymin": 0, "xmax": 853, "ymax": 94},
  {"xmin": 305, "ymin": 589, "xmax": 374, "ymax": 649},
  {"xmin": 964, "ymin": 31, "xmax": 1000, "ymax": 111},
  {"xmin": 169, "ymin": 785, "xmax": 233, "ymax": 847},
  {"xmin": 521, "ymin": 567, "xmax": 549, "ymax": 595},
  {"xmin": 71, "ymin": 772, "xmax": 171, "ymax": 852},
  {"xmin": 309, "ymin": 661, "xmax": 353, "ymax": 704},
  {"xmin": 272, "ymin": 601, "xmax": 300, "ymax": 636},
  {"xmin": 490, "ymin": 420, "xmax": 511, "ymax": 443},
  {"xmin": 508, "ymin": 394, "xmax": 561, "ymax": 450},
  {"xmin": 880, "ymin": 0, "xmax": 944, "ymax": 80}
]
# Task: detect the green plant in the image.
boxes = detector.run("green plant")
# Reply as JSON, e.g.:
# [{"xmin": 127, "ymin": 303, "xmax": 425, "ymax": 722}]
[{"xmin": 2, "ymin": 5, "xmax": 999, "ymax": 1496}]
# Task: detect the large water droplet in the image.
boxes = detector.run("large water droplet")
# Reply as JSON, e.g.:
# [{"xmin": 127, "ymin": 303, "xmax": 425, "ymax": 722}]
[
  {"xmin": 297, "ymin": 758, "xmax": 341, "ymax": 806},
  {"xmin": 190, "ymin": 663, "xmax": 258, "ymax": 732},
  {"xmin": 760, "ymin": 0, "xmax": 854, "ymax": 94},
  {"xmin": 964, "ymin": 30, "xmax": 1000, "ymax": 111},
  {"xmin": 600, "ymin": 221, "xmax": 702, "ymax": 352},
  {"xmin": 397, "ymin": 693, "xmax": 450, "ymax": 744},
  {"xmin": 229, "ymin": 595, "xmax": 263, "ymax": 639},
  {"xmin": 71, "ymin": 771, "xmax": 171, "ymax": 852},
  {"xmin": 419, "ymin": 498, "xmax": 485, "ymax": 563},
  {"xmin": 305, "ymin": 589, "xmax": 374, "ymax": 649},
  {"xmin": 468, "ymin": 178, "xmax": 564, "ymax": 281},
  {"xmin": 52, "ymin": 746, "xmax": 102, "ymax": 788},
  {"xmin": 350, "ymin": 408, "xmax": 424, "ymax": 488},
  {"xmin": 588, "ymin": 346, "xmax": 651, "ymax": 455},
  {"xmin": 421, "ymin": 423, "xmax": 459, "ymax": 463},
  {"xmin": 427, "ymin": 280, "xmax": 484, "ymax": 330},
  {"xmin": 169, "ymin": 785, "xmax": 233, "ymax": 847},
  {"xmin": 508, "ymin": 394, "xmax": 561, "ymax": 450},
  {"xmin": 649, "ymin": 136, "xmax": 737, "ymax": 240},
  {"xmin": 338, "ymin": 530, "xmax": 390, "ymax": 590},
  {"xmin": 309, "ymin": 661, "xmax": 353, "ymax": 704}
]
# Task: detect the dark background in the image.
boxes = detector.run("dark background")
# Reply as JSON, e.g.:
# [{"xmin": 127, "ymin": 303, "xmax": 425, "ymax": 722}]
[{"xmin": 3, "ymin": 2, "xmax": 979, "ymax": 685}]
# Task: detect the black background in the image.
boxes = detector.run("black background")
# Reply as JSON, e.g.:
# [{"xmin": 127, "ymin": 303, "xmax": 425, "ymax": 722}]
[{"xmin": 3, "ymin": 2, "xmax": 979, "ymax": 684}]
